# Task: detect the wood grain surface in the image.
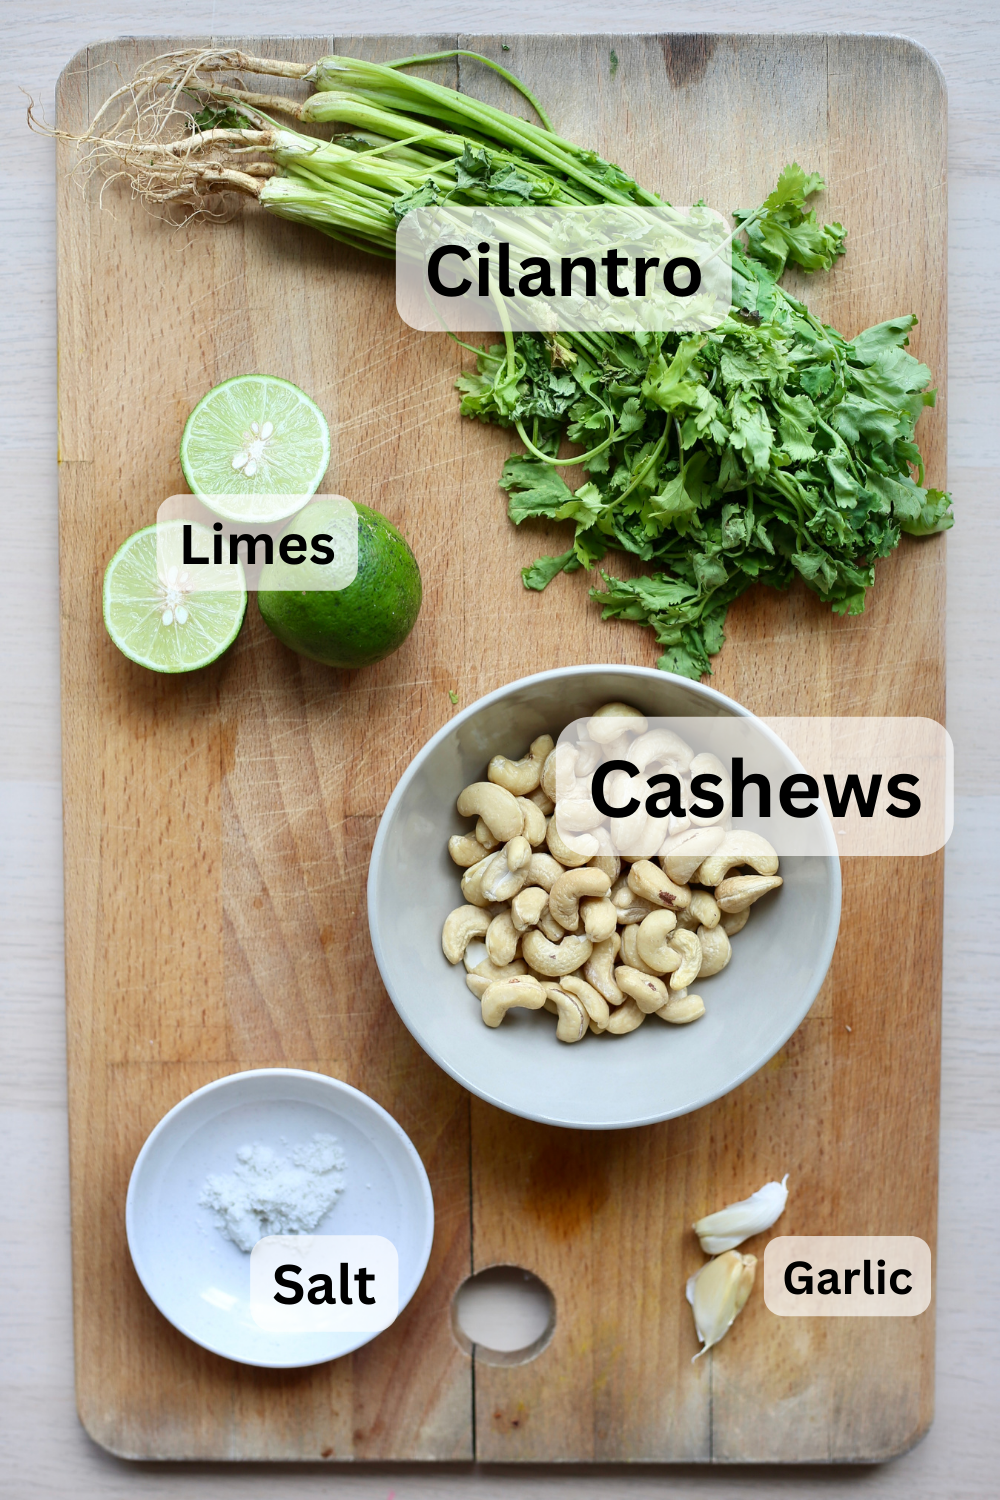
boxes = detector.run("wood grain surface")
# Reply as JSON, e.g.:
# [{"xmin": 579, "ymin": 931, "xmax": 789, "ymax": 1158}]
[{"xmin": 56, "ymin": 33, "xmax": 946, "ymax": 1463}]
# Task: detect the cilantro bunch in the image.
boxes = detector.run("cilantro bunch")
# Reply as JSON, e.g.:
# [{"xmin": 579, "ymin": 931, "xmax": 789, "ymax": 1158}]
[
  {"xmin": 457, "ymin": 166, "xmax": 951, "ymax": 679},
  {"xmin": 89, "ymin": 51, "xmax": 950, "ymax": 682}
]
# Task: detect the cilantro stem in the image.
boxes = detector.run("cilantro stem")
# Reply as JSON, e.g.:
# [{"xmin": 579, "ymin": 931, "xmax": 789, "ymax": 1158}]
[
  {"xmin": 614, "ymin": 421, "xmax": 670, "ymax": 504},
  {"xmin": 445, "ymin": 329, "xmax": 489, "ymax": 356},
  {"xmin": 489, "ymin": 287, "xmax": 521, "ymax": 388},
  {"xmin": 816, "ymin": 415, "xmax": 862, "ymax": 480},
  {"xmin": 383, "ymin": 49, "xmax": 554, "ymax": 132},
  {"xmin": 514, "ymin": 418, "xmax": 622, "ymax": 467}
]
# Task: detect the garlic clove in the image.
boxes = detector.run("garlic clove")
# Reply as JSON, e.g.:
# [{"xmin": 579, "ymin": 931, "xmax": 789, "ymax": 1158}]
[
  {"xmin": 693, "ymin": 1174, "xmax": 789, "ymax": 1255},
  {"xmin": 686, "ymin": 1251, "xmax": 757, "ymax": 1360}
]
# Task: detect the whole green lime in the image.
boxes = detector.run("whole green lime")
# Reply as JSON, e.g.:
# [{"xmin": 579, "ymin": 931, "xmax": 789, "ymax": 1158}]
[{"xmin": 258, "ymin": 500, "xmax": 421, "ymax": 668}]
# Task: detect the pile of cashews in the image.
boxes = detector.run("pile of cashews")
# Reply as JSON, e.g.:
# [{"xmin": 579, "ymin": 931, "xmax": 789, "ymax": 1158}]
[{"xmin": 441, "ymin": 702, "xmax": 783, "ymax": 1043}]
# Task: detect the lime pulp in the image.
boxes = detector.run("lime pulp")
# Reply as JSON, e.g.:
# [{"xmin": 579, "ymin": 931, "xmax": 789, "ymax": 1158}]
[
  {"xmin": 179, "ymin": 373, "xmax": 331, "ymax": 523},
  {"xmin": 103, "ymin": 522, "xmax": 247, "ymax": 673}
]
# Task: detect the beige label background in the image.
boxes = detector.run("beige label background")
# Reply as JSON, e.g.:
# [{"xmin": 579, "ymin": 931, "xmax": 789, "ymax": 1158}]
[
  {"xmin": 553, "ymin": 716, "xmax": 952, "ymax": 860},
  {"xmin": 764, "ymin": 1237, "xmax": 932, "ymax": 1317},
  {"xmin": 156, "ymin": 495, "xmax": 360, "ymax": 591},
  {"xmin": 395, "ymin": 204, "xmax": 733, "ymax": 333},
  {"xmin": 250, "ymin": 1234, "xmax": 399, "ymax": 1333}
]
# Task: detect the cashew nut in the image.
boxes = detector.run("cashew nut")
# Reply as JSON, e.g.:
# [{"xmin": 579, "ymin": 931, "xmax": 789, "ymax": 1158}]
[
  {"xmin": 467, "ymin": 962, "xmax": 527, "ymax": 998},
  {"xmin": 581, "ymin": 896, "xmax": 617, "ymax": 943},
  {"xmin": 475, "ymin": 818, "xmax": 500, "ymax": 852},
  {"xmin": 615, "ymin": 965, "xmax": 670, "ymax": 1013},
  {"xmin": 659, "ymin": 826, "xmax": 726, "ymax": 885},
  {"xmin": 627, "ymin": 859, "xmax": 692, "ymax": 911},
  {"xmin": 720, "ymin": 906, "xmax": 750, "ymax": 937},
  {"xmin": 557, "ymin": 797, "xmax": 608, "ymax": 833},
  {"xmin": 487, "ymin": 733, "xmax": 553, "ymax": 796},
  {"xmin": 511, "ymin": 885, "xmax": 548, "ymax": 933},
  {"xmin": 549, "ymin": 867, "xmax": 612, "ymax": 932},
  {"xmin": 517, "ymin": 797, "xmax": 548, "ymax": 847},
  {"xmin": 715, "ymin": 874, "xmax": 783, "ymax": 913},
  {"xmin": 457, "ymin": 781, "xmax": 524, "ymax": 842},
  {"xmin": 538, "ymin": 906, "xmax": 568, "ymax": 942},
  {"xmin": 521, "ymin": 929, "xmax": 594, "ymax": 977},
  {"xmin": 442, "ymin": 905, "xmax": 492, "ymax": 965},
  {"xmin": 610, "ymin": 874, "xmax": 656, "ymax": 926},
  {"xmin": 614, "ymin": 896, "xmax": 657, "ymax": 927},
  {"xmin": 696, "ymin": 831, "xmax": 779, "ymax": 886},
  {"xmin": 449, "ymin": 833, "xmax": 488, "ymax": 867},
  {"xmin": 480, "ymin": 850, "xmax": 528, "ymax": 904},
  {"xmin": 506, "ymin": 836, "xmax": 532, "ymax": 872},
  {"xmin": 583, "ymin": 933, "xmax": 624, "ymax": 1005},
  {"xmin": 460, "ymin": 853, "xmax": 494, "ymax": 907},
  {"xmin": 546, "ymin": 817, "xmax": 596, "ymax": 868},
  {"xmin": 541, "ymin": 743, "xmax": 577, "ymax": 803},
  {"xmin": 605, "ymin": 996, "xmax": 646, "ymax": 1034},
  {"xmin": 655, "ymin": 992, "xmax": 705, "ymax": 1024},
  {"xmin": 674, "ymin": 906, "xmax": 703, "ymax": 931},
  {"xmin": 543, "ymin": 984, "xmax": 588, "ymax": 1043},
  {"xmin": 466, "ymin": 949, "xmax": 528, "ymax": 983},
  {"xmin": 688, "ymin": 889, "xmax": 721, "ymax": 929},
  {"xmin": 528, "ymin": 785, "xmax": 555, "ymax": 815},
  {"xmin": 561, "ymin": 973, "xmax": 610, "ymax": 1032},
  {"xmin": 589, "ymin": 852, "xmax": 621, "ymax": 883},
  {"xmin": 697, "ymin": 924, "xmax": 731, "ymax": 978},
  {"xmin": 610, "ymin": 801, "xmax": 665, "ymax": 859},
  {"xmin": 621, "ymin": 923, "xmax": 659, "ymax": 975},
  {"xmin": 481, "ymin": 975, "xmax": 547, "ymax": 1027},
  {"xmin": 490, "ymin": 751, "xmax": 541, "ymax": 795},
  {"xmin": 611, "ymin": 876, "xmax": 656, "ymax": 918},
  {"xmin": 603, "ymin": 731, "xmax": 643, "ymax": 764},
  {"xmin": 668, "ymin": 928, "xmax": 703, "ymax": 989},
  {"xmin": 687, "ymin": 752, "xmax": 732, "ymax": 828},
  {"xmin": 586, "ymin": 703, "xmax": 648, "ymax": 742},
  {"xmin": 523, "ymin": 852, "xmax": 565, "ymax": 891},
  {"xmin": 486, "ymin": 911, "xmax": 520, "ymax": 968},
  {"xmin": 573, "ymin": 739, "xmax": 602, "ymax": 777},
  {"xmin": 636, "ymin": 909, "xmax": 682, "ymax": 974},
  {"xmin": 629, "ymin": 727, "xmax": 694, "ymax": 777}
]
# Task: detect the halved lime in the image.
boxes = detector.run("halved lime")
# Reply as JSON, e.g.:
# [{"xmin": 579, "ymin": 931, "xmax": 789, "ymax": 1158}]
[
  {"xmin": 179, "ymin": 374, "xmax": 331, "ymax": 523},
  {"xmin": 103, "ymin": 522, "xmax": 247, "ymax": 673}
]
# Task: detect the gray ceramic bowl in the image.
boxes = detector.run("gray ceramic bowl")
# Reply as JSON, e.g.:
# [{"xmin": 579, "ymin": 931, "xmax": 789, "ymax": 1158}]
[{"xmin": 368, "ymin": 666, "xmax": 841, "ymax": 1130}]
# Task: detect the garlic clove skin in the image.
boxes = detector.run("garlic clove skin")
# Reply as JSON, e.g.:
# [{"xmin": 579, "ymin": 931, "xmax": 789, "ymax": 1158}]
[
  {"xmin": 693, "ymin": 1173, "xmax": 789, "ymax": 1255},
  {"xmin": 686, "ymin": 1251, "xmax": 757, "ymax": 1360}
]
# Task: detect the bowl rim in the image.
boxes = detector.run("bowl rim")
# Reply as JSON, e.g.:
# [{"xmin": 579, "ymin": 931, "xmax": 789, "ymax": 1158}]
[
  {"xmin": 368, "ymin": 665, "xmax": 842, "ymax": 1130},
  {"xmin": 125, "ymin": 1066, "xmax": 436, "ymax": 1367}
]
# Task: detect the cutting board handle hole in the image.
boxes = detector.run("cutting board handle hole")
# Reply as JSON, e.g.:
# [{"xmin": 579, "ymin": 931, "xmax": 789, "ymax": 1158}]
[{"xmin": 451, "ymin": 1265, "xmax": 556, "ymax": 1367}]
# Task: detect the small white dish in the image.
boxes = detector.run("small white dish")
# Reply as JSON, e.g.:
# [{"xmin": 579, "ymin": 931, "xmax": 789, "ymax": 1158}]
[
  {"xmin": 368, "ymin": 665, "xmax": 841, "ymax": 1130},
  {"xmin": 126, "ymin": 1068, "xmax": 434, "ymax": 1368}
]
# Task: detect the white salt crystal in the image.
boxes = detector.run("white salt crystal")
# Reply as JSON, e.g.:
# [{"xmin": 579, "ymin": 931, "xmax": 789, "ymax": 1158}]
[{"xmin": 199, "ymin": 1133, "xmax": 347, "ymax": 1253}]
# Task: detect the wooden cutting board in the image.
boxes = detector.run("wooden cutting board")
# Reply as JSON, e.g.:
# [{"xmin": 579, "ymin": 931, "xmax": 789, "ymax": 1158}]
[{"xmin": 55, "ymin": 33, "xmax": 946, "ymax": 1462}]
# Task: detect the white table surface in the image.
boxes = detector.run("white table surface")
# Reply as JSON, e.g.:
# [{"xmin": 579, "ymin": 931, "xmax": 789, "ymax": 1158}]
[{"xmin": 2, "ymin": 2, "xmax": 997, "ymax": 1495}]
